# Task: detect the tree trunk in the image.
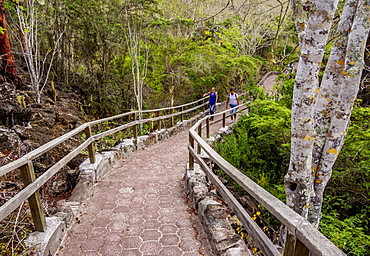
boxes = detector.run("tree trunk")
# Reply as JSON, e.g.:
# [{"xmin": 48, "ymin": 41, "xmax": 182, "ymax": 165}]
[
  {"xmin": 285, "ymin": 0, "xmax": 370, "ymax": 228},
  {"xmin": 0, "ymin": 0, "xmax": 17, "ymax": 81},
  {"xmin": 309, "ymin": 0, "xmax": 370, "ymax": 226},
  {"xmin": 285, "ymin": 0, "xmax": 339, "ymax": 219}
]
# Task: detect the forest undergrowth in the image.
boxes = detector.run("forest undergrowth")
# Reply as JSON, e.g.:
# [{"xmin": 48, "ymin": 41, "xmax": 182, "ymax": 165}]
[{"xmin": 215, "ymin": 82, "xmax": 370, "ymax": 255}]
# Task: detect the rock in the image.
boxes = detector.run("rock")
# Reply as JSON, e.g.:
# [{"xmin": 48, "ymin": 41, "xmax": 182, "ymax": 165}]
[
  {"xmin": 56, "ymin": 113, "xmax": 81, "ymax": 129},
  {"xmin": 0, "ymin": 101, "xmax": 32, "ymax": 127},
  {"xmin": 0, "ymin": 129, "xmax": 21, "ymax": 151},
  {"xmin": 49, "ymin": 179, "xmax": 67, "ymax": 195}
]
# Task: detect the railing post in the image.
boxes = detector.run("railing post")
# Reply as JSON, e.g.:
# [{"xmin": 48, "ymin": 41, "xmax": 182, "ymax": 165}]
[
  {"xmin": 181, "ymin": 106, "xmax": 184, "ymax": 122},
  {"xmin": 222, "ymin": 112, "xmax": 226, "ymax": 127},
  {"xmin": 84, "ymin": 125, "xmax": 96, "ymax": 164},
  {"xmin": 189, "ymin": 133, "xmax": 194, "ymax": 170},
  {"xmin": 133, "ymin": 113, "xmax": 138, "ymax": 139},
  {"xmin": 170, "ymin": 108, "xmax": 174, "ymax": 127},
  {"xmin": 283, "ymin": 232, "xmax": 309, "ymax": 256},
  {"xmin": 157, "ymin": 110, "xmax": 161, "ymax": 130},
  {"xmin": 197, "ymin": 124, "xmax": 202, "ymax": 154},
  {"xmin": 206, "ymin": 117, "xmax": 210, "ymax": 138},
  {"xmin": 20, "ymin": 162, "xmax": 46, "ymax": 232}
]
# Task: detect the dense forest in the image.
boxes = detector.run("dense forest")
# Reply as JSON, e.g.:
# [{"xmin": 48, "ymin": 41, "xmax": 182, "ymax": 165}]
[
  {"xmin": 0, "ymin": 0, "xmax": 369, "ymax": 255},
  {"xmin": 3, "ymin": 0, "xmax": 290, "ymax": 116}
]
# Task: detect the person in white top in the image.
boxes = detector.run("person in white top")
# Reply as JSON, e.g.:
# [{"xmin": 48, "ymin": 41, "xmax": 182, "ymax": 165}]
[{"xmin": 226, "ymin": 88, "xmax": 239, "ymax": 123}]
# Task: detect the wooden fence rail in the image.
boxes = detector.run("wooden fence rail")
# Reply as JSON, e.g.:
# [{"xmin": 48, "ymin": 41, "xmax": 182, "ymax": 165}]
[
  {"xmin": 0, "ymin": 97, "xmax": 209, "ymax": 232},
  {"xmin": 188, "ymin": 105, "xmax": 346, "ymax": 256}
]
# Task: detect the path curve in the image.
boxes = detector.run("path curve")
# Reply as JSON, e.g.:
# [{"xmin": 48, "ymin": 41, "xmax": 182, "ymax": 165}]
[
  {"xmin": 55, "ymin": 120, "xmax": 229, "ymax": 255},
  {"xmin": 56, "ymin": 102, "xmax": 247, "ymax": 256}
]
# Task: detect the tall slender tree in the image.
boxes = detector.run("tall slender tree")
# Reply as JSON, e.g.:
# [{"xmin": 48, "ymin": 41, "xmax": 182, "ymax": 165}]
[{"xmin": 285, "ymin": 0, "xmax": 370, "ymax": 227}]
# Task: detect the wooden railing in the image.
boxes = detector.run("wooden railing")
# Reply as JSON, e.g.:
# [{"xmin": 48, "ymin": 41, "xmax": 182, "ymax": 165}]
[
  {"xmin": 0, "ymin": 97, "xmax": 208, "ymax": 232},
  {"xmin": 188, "ymin": 106, "xmax": 346, "ymax": 256}
]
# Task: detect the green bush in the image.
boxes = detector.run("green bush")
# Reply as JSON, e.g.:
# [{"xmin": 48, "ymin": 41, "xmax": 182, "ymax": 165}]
[
  {"xmin": 215, "ymin": 96, "xmax": 370, "ymax": 254},
  {"xmin": 215, "ymin": 99, "xmax": 291, "ymax": 194},
  {"xmin": 320, "ymin": 212, "xmax": 370, "ymax": 256}
]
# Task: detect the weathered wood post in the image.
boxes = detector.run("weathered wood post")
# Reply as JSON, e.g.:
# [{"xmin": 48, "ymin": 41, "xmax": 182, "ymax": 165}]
[
  {"xmin": 197, "ymin": 124, "xmax": 202, "ymax": 154},
  {"xmin": 206, "ymin": 117, "xmax": 210, "ymax": 138},
  {"xmin": 170, "ymin": 108, "xmax": 174, "ymax": 127},
  {"xmin": 283, "ymin": 232, "xmax": 309, "ymax": 256},
  {"xmin": 189, "ymin": 133, "xmax": 194, "ymax": 170},
  {"xmin": 133, "ymin": 112, "xmax": 138, "ymax": 139},
  {"xmin": 181, "ymin": 106, "xmax": 184, "ymax": 122},
  {"xmin": 84, "ymin": 125, "xmax": 96, "ymax": 164},
  {"xmin": 19, "ymin": 162, "xmax": 46, "ymax": 232},
  {"xmin": 156, "ymin": 111, "xmax": 161, "ymax": 130},
  {"xmin": 222, "ymin": 112, "xmax": 226, "ymax": 127}
]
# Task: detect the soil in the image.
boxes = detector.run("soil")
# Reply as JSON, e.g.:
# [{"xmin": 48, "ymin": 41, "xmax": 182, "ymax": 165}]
[{"xmin": 0, "ymin": 77, "xmax": 89, "ymax": 205}]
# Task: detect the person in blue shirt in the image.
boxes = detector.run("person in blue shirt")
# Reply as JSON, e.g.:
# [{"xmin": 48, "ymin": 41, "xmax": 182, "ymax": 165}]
[{"xmin": 203, "ymin": 87, "xmax": 218, "ymax": 120}]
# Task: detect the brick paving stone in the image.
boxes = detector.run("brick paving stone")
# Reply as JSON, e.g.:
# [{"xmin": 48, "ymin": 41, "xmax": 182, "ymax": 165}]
[
  {"xmin": 179, "ymin": 238, "xmax": 201, "ymax": 252},
  {"xmin": 159, "ymin": 246, "xmax": 183, "ymax": 256},
  {"xmin": 160, "ymin": 224, "xmax": 178, "ymax": 234},
  {"xmin": 159, "ymin": 234, "xmax": 180, "ymax": 246},
  {"xmin": 142, "ymin": 220, "xmax": 161, "ymax": 229},
  {"xmin": 99, "ymin": 242, "xmax": 123, "ymax": 255},
  {"xmin": 178, "ymin": 228, "xmax": 196, "ymax": 238},
  {"xmin": 80, "ymin": 251, "xmax": 101, "ymax": 256},
  {"xmin": 121, "ymin": 236, "xmax": 142, "ymax": 249},
  {"xmin": 87, "ymin": 227, "xmax": 108, "ymax": 239},
  {"xmin": 109, "ymin": 221, "xmax": 128, "ymax": 232},
  {"xmin": 81, "ymin": 239, "xmax": 104, "ymax": 251},
  {"xmin": 121, "ymin": 249, "xmax": 142, "ymax": 256},
  {"xmin": 124, "ymin": 226, "xmax": 143, "ymax": 236},
  {"xmin": 58, "ymin": 245, "xmax": 80, "ymax": 255},
  {"xmin": 141, "ymin": 229, "xmax": 161, "ymax": 241},
  {"xmin": 140, "ymin": 241, "xmax": 162, "ymax": 254}
]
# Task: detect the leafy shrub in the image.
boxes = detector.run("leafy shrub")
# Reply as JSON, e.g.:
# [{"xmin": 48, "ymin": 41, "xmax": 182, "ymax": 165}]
[
  {"xmin": 215, "ymin": 99, "xmax": 291, "ymax": 194},
  {"xmin": 319, "ymin": 212, "xmax": 370, "ymax": 256},
  {"xmin": 215, "ymin": 96, "xmax": 370, "ymax": 254}
]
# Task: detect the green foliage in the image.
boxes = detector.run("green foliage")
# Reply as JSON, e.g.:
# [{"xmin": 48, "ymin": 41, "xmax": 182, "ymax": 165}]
[
  {"xmin": 216, "ymin": 93, "xmax": 370, "ymax": 253},
  {"xmin": 274, "ymin": 75, "xmax": 295, "ymax": 108},
  {"xmin": 321, "ymin": 102, "xmax": 370, "ymax": 246},
  {"xmin": 319, "ymin": 212, "xmax": 370, "ymax": 256},
  {"xmin": 215, "ymin": 99, "xmax": 291, "ymax": 193}
]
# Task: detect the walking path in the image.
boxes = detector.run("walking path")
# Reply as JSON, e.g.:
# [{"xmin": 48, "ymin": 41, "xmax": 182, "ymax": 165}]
[
  {"xmin": 56, "ymin": 100, "xmax": 246, "ymax": 256},
  {"xmin": 56, "ymin": 110, "xmax": 236, "ymax": 256}
]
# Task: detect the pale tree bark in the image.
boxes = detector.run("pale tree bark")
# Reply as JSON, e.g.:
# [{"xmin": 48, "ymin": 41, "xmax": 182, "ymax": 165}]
[
  {"xmin": 16, "ymin": 0, "xmax": 62, "ymax": 103},
  {"xmin": 124, "ymin": 8, "xmax": 149, "ymax": 126},
  {"xmin": 285, "ymin": 0, "xmax": 370, "ymax": 228},
  {"xmin": 285, "ymin": 0, "xmax": 339, "ymax": 219},
  {"xmin": 291, "ymin": 0, "xmax": 311, "ymax": 48},
  {"xmin": 309, "ymin": 0, "xmax": 370, "ymax": 226}
]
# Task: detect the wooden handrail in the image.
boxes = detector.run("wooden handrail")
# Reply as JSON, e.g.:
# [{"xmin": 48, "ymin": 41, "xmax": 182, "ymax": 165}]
[
  {"xmin": 0, "ymin": 124, "xmax": 88, "ymax": 177},
  {"xmin": 188, "ymin": 105, "xmax": 346, "ymax": 256},
  {"xmin": 0, "ymin": 97, "xmax": 208, "ymax": 230}
]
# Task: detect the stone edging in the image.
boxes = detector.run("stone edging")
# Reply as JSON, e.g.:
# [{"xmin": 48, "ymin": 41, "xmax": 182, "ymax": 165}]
[{"xmin": 185, "ymin": 127, "xmax": 252, "ymax": 256}]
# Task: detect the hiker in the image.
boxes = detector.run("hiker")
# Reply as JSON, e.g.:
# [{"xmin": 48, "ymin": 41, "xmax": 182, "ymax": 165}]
[
  {"xmin": 226, "ymin": 88, "xmax": 239, "ymax": 123},
  {"xmin": 203, "ymin": 87, "xmax": 218, "ymax": 120}
]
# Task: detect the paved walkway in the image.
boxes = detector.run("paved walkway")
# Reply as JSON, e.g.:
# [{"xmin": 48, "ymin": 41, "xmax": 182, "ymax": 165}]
[
  {"xmin": 57, "ymin": 127, "xmax": 218, "ymax": 255},
  {"xmin": 56, "ymin": 101, "xmax": 245, "ymax": 256}
]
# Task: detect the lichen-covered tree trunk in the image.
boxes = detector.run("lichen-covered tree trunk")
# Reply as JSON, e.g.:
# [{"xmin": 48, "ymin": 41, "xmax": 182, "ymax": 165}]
[
  {"xmin": 285, "ymin": 0, "xmax": 370, "ymax": 227},
  {"xmin": 0, "ymin": 0, "xmax": 17, "ymax": 80}
]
